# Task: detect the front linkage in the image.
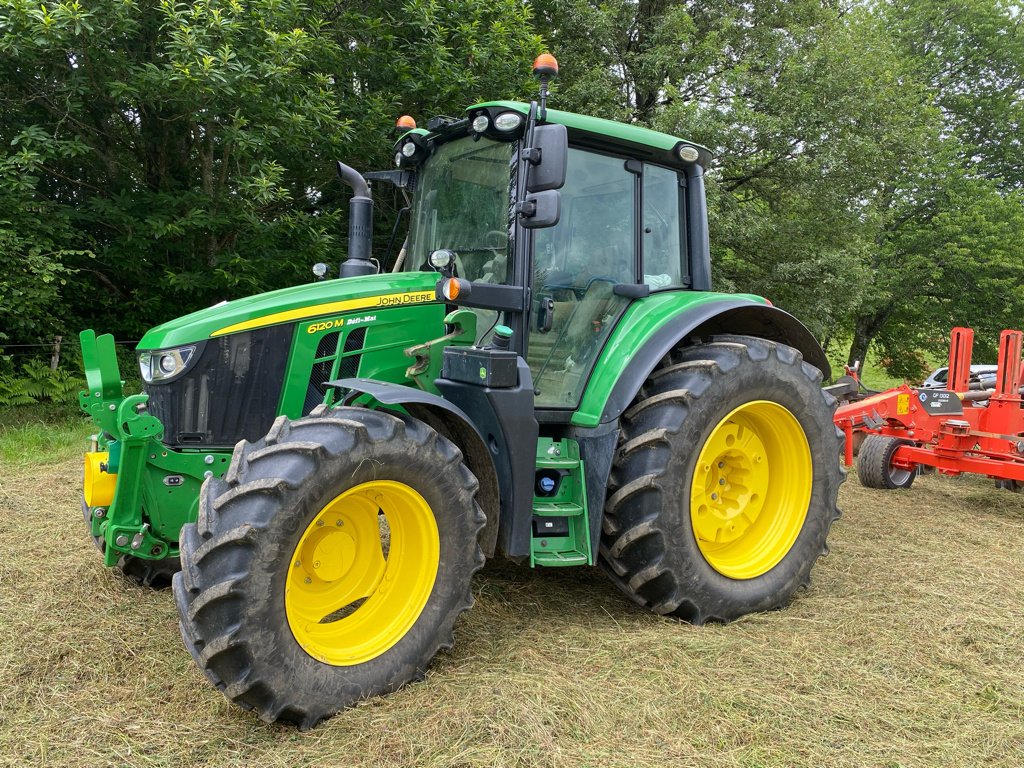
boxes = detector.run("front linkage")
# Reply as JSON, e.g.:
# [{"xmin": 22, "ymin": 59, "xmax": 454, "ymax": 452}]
[{"xmin": 79, "ymin": 330, "xmax": 229, "ymax": 585}]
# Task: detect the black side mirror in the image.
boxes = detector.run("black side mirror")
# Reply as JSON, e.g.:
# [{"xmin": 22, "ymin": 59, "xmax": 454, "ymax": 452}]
[
  {"xmin": 519, "ymin": 189, "xmax": 561, "ymax": 229},
  {"xmin": 526, "ymin": 124, "xmax": 567, "ymax": 193}
]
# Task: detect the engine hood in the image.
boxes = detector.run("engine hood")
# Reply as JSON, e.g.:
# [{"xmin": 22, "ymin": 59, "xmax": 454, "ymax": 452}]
[{"xmin": 138, "ymin": 272, "xmax": 439, "ymax": 350}]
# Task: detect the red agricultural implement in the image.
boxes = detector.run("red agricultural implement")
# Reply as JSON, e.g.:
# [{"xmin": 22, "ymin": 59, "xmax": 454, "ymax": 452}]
[{"xmin": 834, "ymin": 327, "xmax": 1024, "ymax": 491}]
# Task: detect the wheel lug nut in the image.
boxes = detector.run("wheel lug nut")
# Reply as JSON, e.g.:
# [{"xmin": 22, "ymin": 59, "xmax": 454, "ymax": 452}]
[
  {"xmin": 316, "ymin": 520, "xmax": 324, "ymax": 527},
  {"xmin": 304, "ymin": 577, "xmax": 312, "ymax": 584},
  {"xmin": 718, "ymin": 461, "xmax": 724, "ymax": 468},
  {"xmin": 711, "ymin": 493, "xmax": 718, "ymax": 500},
  {"xmin": 719, "ymin": 478, "xmax": 725, "ymax": 485}
]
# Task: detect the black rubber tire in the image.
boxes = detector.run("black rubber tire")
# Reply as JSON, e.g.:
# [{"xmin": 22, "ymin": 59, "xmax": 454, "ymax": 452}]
[
  {"xmin": 599, "ymin": 334, "xmax": 844, "ymax": 624},
  {"xmin": 172, "ymin": 405, "xmax": 485, "ymax": 729},
  {"xmin": 80, "ymin": 496, "xmax": 180, "ymax": 588},
  {"xmin": 857, "ymin": 435, "xmax": 915, "ymax": 489}
]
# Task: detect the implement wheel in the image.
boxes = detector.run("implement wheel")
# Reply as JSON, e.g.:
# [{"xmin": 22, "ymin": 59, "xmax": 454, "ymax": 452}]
[
  {"xmin": 600, "ymin": 335, "xmax": 843, "ymax": 624},
  {"xmin": 172, "ymin": 406, "xmax": 484, "ymax": 729},
  {"xmin": 857, "ymin": 435, "xmax": 915, "ymax": 489}
]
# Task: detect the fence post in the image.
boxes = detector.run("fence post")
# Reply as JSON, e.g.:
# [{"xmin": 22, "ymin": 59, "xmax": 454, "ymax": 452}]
[{"xmin": 50, "ymin": 335, "xmax": 63, "ymax": 371}]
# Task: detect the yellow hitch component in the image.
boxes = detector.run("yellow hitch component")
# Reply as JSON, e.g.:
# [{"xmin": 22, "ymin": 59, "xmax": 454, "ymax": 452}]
[
  {"xmin": 690, "ymin": 400, "xmax": 812, "ymax": 580},
  {"xmin": 285, "ymin": 480, "xmax": 440, "ymax": 667},
  {"xmin": 84, "ymin": 452, "xmax": 117, "ymax": 508}
]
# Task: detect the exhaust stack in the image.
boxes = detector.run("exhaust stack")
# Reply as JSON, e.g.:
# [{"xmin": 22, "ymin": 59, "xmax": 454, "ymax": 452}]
[{"xmin": 336, "ymin": 161, "xmax": 377, "ymax": 278}]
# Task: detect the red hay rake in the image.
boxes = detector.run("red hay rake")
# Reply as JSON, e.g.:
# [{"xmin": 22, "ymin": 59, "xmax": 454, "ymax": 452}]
[{"xmin": 834, "ymin": 327, "xmax": 1024, "ymax": 491}]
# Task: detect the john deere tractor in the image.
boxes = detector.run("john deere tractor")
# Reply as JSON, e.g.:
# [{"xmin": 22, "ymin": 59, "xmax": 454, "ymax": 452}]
[{"xmin": 79, "ymin": 56, "xmax": 842, "ymax": 728}]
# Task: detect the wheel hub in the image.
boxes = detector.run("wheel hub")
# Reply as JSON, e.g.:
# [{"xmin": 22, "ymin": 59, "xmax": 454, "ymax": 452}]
[
  {"xmin": 285, "ymin": 481, "xmax": 439, "ymax": 666},
  {"xmin": 692, "ymin": 424, "xmax": 770, "ymax": 545},
  {"xmin": 689, "ymin": 400, "xmax": 812, "ymax": 580}
]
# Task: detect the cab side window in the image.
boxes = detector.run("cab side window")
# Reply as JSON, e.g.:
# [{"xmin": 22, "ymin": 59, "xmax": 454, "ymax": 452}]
[{"xmin": 642, "ymin": 164, "xmax": 688, "ymax": 289}]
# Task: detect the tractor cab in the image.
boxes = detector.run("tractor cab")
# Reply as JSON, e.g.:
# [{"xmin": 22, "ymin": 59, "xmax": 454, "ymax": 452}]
[{"xmin": 393, "ymin": 97, "xmax": 712, "ymax": 413}]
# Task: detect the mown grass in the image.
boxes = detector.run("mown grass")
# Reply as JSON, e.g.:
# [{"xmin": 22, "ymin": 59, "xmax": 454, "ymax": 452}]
[{"xmin": 0, "ymin": 415, "xmax": 1021, "ymax": 767}]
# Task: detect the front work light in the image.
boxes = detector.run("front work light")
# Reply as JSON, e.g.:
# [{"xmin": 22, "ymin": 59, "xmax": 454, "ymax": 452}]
[{"xmin": 494, "ymin": 112, "xmax": 523, "ymax": 132}]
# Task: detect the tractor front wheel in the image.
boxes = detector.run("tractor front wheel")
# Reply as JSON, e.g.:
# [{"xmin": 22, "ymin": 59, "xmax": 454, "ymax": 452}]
[
  {"xmin": 172, "ymin": 406, "xmax": 485, "ymax": 728},
  {"xmin": 600, "ymin": 335, "xmax": 843, "ymax": 623}
]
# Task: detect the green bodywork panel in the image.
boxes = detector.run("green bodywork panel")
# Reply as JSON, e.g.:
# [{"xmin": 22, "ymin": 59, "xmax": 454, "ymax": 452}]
[
  {"xmin": 79, "ymin": 273, "xmax": 474, "ymax": 563},
  {"xmin": 571, "ymin": 291, "xmax": 768, "ymax": 427},
  {"xmin": 138, "ymin": 272, "xmax": 440, "ymax": 349}
]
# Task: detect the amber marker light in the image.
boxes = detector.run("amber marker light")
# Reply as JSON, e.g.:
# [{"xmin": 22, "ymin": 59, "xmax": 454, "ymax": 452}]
[
  {"xmin": 396, "ymin": 115, "xmax": 417, "ymax": 130},
  {"xmin": 533, "ymin": 53, "xmax": 559, "ymax": 78},
  {"xmin": 442, "ymin": 278, "xmax": 461, "ymax": 301}
]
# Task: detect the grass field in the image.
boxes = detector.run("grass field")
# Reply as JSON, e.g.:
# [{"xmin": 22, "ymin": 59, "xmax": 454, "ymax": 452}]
[{"xmin": 0, "ymin": 408, "xmax": 1022, "ymax": 768}]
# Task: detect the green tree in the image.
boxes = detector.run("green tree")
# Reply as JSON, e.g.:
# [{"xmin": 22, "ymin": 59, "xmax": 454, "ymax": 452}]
[
  {"xmin": 531, "ymin": 0, "xmax": 933, "ymax": 341},
  {"xmin": 0, "ymin": 0, "xmax": 541, "ymax": 341},
  {"xmin": 844, "ymin": 0, "xmax": 1024, "ymax": 373}
]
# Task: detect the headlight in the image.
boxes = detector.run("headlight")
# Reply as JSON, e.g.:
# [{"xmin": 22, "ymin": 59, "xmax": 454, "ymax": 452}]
[{"xmin": 139, "ymin": 346, "xmax": 196, "ymax": 383}]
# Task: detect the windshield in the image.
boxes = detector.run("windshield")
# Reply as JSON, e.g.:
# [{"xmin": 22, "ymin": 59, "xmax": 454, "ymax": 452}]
[{"xmin": 405, "ymin": 136, "xmax": 515, "ymax": 284}]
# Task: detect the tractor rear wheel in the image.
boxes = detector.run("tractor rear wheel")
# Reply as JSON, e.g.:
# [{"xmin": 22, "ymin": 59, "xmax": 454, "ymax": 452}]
[
  {"xmin": 600, "ymin": 335, "xmax": 843, "ymax": 624},
  {"xmin": 857, "ymin": 435, "xmax": 915, "ymax": 489},
  {"xmin": 172, "ymin": 405, "xmax": 484, "ymax": 729}
]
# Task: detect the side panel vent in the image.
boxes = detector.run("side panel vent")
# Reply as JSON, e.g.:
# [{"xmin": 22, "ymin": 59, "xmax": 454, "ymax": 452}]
[{"xmin": 303, "ymin": 327, "xmax": 367, "ymax": 415}]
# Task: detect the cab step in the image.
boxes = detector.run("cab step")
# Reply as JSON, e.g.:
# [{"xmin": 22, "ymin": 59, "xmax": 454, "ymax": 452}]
[{"xmin": 530, "ymin": 438, "xmax": 592, "ymax": 568}]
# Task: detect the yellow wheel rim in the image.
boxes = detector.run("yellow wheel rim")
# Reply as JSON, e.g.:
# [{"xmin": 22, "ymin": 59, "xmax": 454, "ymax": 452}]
[
  {"xmin": 689, "ymin": 401, "xmax": 812, "ymax": 579},
  {"xmin": 285, "ymin": 480, "xmax": 439, "ymax": 666}
]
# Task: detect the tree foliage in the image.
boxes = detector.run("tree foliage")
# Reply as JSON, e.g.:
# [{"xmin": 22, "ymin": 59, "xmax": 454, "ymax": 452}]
[
  {"xmin": 0, "ymin": 0, "xmax": 1021, "ymax": 383},
  {"xmin": 0, "ymin": 0, "xmax": 540, "ymax": 343}
]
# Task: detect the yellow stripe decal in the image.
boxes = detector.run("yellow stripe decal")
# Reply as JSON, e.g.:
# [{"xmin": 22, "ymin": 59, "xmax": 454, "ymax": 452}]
[{"xmin": 210, "ymin": 290, "xmax": 437, "ymax": 337}]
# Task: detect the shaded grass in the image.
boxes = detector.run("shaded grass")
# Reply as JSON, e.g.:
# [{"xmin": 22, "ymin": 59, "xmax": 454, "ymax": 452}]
[
  {"xmin": 0, "ymin": 404, "xmax": 91, "ymax": 467},
  {"xmin": 0, "ymin": 425, "xmax": 1022, "ymax": 767}
]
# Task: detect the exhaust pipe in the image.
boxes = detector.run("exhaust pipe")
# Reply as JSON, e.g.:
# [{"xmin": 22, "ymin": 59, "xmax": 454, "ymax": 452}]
[{"xmin": 336, "ymin": 161, "xmax": 377, "ymax": 278}]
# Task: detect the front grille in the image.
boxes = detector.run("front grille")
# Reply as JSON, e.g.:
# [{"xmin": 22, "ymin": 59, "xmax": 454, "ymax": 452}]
[{"xmin": 146, "ymin": 324, "xmax": 294, "ymax": 448}]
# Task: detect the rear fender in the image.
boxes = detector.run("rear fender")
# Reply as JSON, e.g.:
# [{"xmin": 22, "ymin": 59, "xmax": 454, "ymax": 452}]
[{"xmin": 597, "ymin": 300, "xmax": 830, "ymax": 425}]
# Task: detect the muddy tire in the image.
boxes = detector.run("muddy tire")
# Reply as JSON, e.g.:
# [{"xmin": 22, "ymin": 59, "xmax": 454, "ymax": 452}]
[
  {"xmin": 600, "ymin": 335, "xmax": 843, "ymax": 624},
  {"xmin": 858, "ymin": 435, "xmax": 915, "ymax": 490},
  {"xmin": 172, "ymin": 405, "xmax": 485, "ymax": 729}
]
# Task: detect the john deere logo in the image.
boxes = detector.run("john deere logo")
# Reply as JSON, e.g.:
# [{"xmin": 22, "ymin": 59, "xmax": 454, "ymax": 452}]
[{"xmin": 375, "ymin": 291, "xmax": 435, "ymax": 307}]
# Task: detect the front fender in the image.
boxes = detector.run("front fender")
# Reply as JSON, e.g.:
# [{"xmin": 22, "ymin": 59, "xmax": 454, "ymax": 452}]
[{"xmin": 329, "ymin": 377, "xmax": 502, "ymax": 556}]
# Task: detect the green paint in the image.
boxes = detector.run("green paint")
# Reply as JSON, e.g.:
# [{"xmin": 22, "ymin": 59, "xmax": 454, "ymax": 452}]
[
  {"xmin": 138, "ymin": 272, "xmax": 440, "ymax": 349},
  {"xmin": 530, "ymin": 437, "xmax": 592, "ymax": 567},
  {"xmin": 81, "ymin": 290, "xmax": 465, "ymax": 563},
  {"xmin": 571, "ymin": 292, "xmax": 769, "ymax": 427},
  {"xmin": 277, "ymin": 300, "xmax": 451, "ymax": 417}
]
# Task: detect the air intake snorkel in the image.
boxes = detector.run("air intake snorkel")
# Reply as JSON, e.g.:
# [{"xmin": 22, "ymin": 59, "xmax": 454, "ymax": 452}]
[{"xmin": 336, "ymin": 161, "xmax": 377, "ymax": 278}]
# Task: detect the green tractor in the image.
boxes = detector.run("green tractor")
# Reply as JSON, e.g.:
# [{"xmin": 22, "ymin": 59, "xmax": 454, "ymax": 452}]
[{"xmin": 79, "ymin": 56, "xmax": 842, "ymax": 728}]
